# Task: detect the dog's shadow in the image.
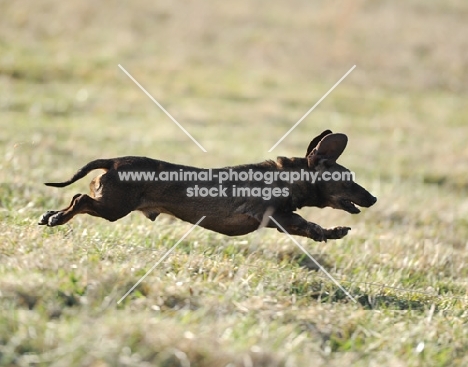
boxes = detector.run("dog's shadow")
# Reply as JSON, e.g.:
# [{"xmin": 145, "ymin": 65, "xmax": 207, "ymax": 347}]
[{"xmin": 276, "ymin": 247, "xmax": 334, "ymax": 271}]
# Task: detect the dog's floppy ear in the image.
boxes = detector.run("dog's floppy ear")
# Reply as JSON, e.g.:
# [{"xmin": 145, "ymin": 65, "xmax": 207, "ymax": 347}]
[
  {"xmin": 305, "ymin": 130, "xmax": 333, "ymax": 157},
  {"xmin": 307, "ymin": 133, "xmax": 348, "ymax": 168}
]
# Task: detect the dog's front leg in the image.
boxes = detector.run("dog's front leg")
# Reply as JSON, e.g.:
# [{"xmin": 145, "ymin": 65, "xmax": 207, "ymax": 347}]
[{"xmin": 269, "ymin": 212, "xmax": 350, "ymax": 242}]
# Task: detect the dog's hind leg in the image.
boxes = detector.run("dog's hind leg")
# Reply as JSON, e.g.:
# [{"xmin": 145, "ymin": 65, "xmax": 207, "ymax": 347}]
[
  {"xmin": 38, "ymin": 194, "xmax": 81, "ymax": 225},
  {"xmin": 39, "ymin": 194, "xmax": 132, "ymax": 226},
  {"xmin": 267, "ymin": 212, "xmax": 350, "ymax": 242}
]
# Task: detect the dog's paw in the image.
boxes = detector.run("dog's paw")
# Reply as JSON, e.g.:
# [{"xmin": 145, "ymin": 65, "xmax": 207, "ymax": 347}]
[
  {"xmin": 325, "ymin": 226, "xmax": 351, "ymax": 240},
  {"xmin": 38, "ymin": 211, "xmax": 58, "ymax": 225},
  {"xmin": 308, "ymin": 223, "xmax": 327, "ymax": 242},
  {"xmin": 47, "ymin": 212, "xmax": 64, "ymax": 227}
]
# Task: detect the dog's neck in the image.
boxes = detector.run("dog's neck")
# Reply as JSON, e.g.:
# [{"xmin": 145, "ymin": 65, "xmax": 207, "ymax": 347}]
[
  {"xmin": 275, "ymin": 156, "xmax": 325, "ymax": 210},
  {"xmin": 275, "ymin": 156, "xmax": 305, "ymax": 169}
]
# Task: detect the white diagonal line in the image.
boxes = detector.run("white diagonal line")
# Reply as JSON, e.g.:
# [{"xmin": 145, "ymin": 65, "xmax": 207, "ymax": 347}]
[
  {"xmin": 118, "ymin": 64, "xmax": 207, "ymax": 152},
  {"xmin": 268, "ymin": 65, "xmax": 356, "ymax": 152},
  {"xmin": 117, "ymin": 216, "xmax": 206, "ymax": 304},
  {"xmin": 268, "ymin": 216, "xmax": 357, "ymax": 303}
]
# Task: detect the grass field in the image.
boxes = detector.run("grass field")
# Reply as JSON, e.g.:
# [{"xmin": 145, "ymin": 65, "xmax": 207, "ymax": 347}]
[{"xmin": 1, "ymin": 0, "xmax": 468, "ymax": 366}]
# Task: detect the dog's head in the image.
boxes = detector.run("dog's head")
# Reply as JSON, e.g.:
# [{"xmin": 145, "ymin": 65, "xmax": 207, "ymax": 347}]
[{"xmin": 304, "ymin": 130, "xmax": 377, "ymax": 213}]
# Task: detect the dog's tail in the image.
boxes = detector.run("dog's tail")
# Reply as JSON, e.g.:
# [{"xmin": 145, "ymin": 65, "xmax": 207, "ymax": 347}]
[{"xmin": 44, "ymin": 159, "xmax": 115, "ymax": 187}]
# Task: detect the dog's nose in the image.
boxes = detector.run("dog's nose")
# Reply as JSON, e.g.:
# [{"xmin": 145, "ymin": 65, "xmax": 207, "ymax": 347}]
[{"xmin": 370, "ymin": 196, "xmax": 377, "ymax": 205}]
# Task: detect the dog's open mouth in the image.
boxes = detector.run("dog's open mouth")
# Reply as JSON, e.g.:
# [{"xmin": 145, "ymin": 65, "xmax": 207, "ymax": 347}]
[{"xmin": 341, "ymin": 199, "xmax": 361, "ymax": 214}]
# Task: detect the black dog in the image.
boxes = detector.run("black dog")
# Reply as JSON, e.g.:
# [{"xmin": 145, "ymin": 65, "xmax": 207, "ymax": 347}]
[{"xmin": 39, "ymin": 130, "xmax": 376, "ymax": 242}]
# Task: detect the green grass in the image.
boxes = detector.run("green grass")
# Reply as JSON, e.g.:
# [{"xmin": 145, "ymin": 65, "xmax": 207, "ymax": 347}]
[{"xmin": 1, "ymin": 0, "xmax": 468, "ymax": 366}]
